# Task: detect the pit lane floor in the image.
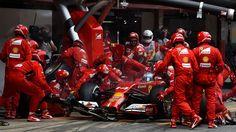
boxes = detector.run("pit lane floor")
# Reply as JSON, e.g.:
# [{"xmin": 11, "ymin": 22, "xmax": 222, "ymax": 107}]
[{"xmin": 0, "ymin": 101, "xmax": 236, "ymax": 132}]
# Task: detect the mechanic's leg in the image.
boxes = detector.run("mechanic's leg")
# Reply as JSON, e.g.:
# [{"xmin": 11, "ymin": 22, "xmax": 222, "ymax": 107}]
[
  {"xmin": 192, "ymin": 84, "xmax": 203, "ymax": 116},
  {"xmin": 205, "ymin": 85, "xmax": 217, "ymax": 128},
  {"xmin": 12, "ymin": 74, "xmax": 44, "ymax": 122},
  {"xmin": 174, "ymin": 75, "xmax": 202, "ymax": 129},
  {"xmin": 170, "ymin": 100, "xmax": 179, "ymax": 128}
]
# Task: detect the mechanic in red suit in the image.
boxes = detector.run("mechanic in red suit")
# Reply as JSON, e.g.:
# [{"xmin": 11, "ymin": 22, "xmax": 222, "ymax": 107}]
[
  {"xmin": 222, "ymin": 68, "xmax": 236, "ymax": 101},
  {"xmin": 155, "ymin": 60, "xmax": 193, "ymax": 128},
  {"xmin": 192, "ymin": 31, "xmax": 224, "ymax": 128},
  {"xmin": 0, "ymin": 24, "xmax": 32, "ymax": 119},
  {"xmin": 29, "ymin": 39, "xmax": 39, "ymax": 52},
  {"xmin": 215, "ymin": 64, "xmax": 235, "ymax": 124},
  {"xmin": 7, "ymin": 50, "xmax": 54, "ymax": 122},
  {"xmin": 160, "ymin": 28, "xmax": 189, "ymax": 54},
  {"xmin": 155, "ymin": 33, "xmax": 201, "ymax": 129},
  {"xmin": 93, "ymin": 38, "xmax": 123, "ymax": 84},
  {"xmin": 154, "ymin": 60, "xmax": 181, "ymax": 128},
  {"xmin": 124, "ymin": 32, "xmax": 148, "ymax": 80},
  {"xmin": 48, "ymin": 69, "xmax": 72, "ymax": 116},
  {"xmin": 96, "ymin": 33, "xmax": 148, "ymax": 82},
  {"xmin": 61, "ymin": 40, "xmax": 97, "ymax": 94}
]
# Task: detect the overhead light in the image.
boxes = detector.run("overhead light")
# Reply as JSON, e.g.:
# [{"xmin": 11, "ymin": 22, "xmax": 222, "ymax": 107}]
[
  {"xmin": 124, "ymin": 20, "xmax": 127, "ymax": 24},
  {"xmin": 120, "ymin": 0, "xmax": 129, "ymax": 8},
  {"xmin": 103, "ymin": 21, "xmax": 114, "ymax": 24}
]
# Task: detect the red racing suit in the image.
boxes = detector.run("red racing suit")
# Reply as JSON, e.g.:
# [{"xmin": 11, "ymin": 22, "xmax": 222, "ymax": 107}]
[
  {"xmin": 124, "ymin": 44, "xmax": 148, "ymax": 80},
  {"xmin": 156, "ymin": 44, "xmax": 199, "ymax": 118},
  {"xmin": 155, "ymin": 65, "xmax": 183, "ymax": 121},
  {"xmin": 61, "ymin": 46, "xmax": 96, "ymax": 93},
  {"xmin": 214, "ymin": 65, "xmax": 233, "ymax": 121},
  {"xmin": 222, "ymin": 66, "xmax": 236, "ymax": 101},
  {"xmin": 47, "ymin": 80, "xmax": 72, "ymax": 116},
  {"xmin": 8, "ymin": 60, "xmax": 53, "ymax": 113},
  {"xmin": 192, "ymin": 43, "xmax": 224, "ymax": 122},
  {"xmin": 94, "ymin": 52, "xmax": 123, "ymax": 84},
  {"xmin": 0, "ymin": 36, "xmax": 32, "ymax": 117}
]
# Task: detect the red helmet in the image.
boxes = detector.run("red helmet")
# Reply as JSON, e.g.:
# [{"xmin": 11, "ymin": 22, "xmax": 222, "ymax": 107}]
[
  {"xmin": 171, "ymin": 33, "xmax": 184, "ymax": 44},
  {"xmin": 55, "ymin": 69, "xmax": 69, "ymax": 81},
  {"xmin": 29, "ymin": 39, "xmax": 39, "ymax": 51},
  {"xmin": 176, "ymin": 28, "xmax": 187, "ymax": 38},
  {"xmin": 14, "ymin": 24, "xmax": 29, "ymax": 38},
  {"xmin": 197, "ymin": 31, "xmax": 212, "ymax": 44},
  {"xmin": 129, "ymin": 32, "xmax": 139, "ymax": 46},
  {"xmin": 32, "ymin": 49, "xmax": 48, "ymax": 68},
  {"xmin": 129, "ymin": 32, "xmax": 139, "ymax": 40}
]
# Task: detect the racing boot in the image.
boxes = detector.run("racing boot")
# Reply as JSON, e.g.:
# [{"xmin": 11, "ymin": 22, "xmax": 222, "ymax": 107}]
[
  {"xmin": 182, "ymin": 117, "xmax": 191, "ymax": 127},
  {"xmin": 41, "ymin": 110, "xmax": 53, "ymax": 119},
  {"xmin": 190, "ymin": 114, "xmax": 202, "ymax": 129},
  {"xmin": 170, "ymin": 119, "xmax": 177, "ymax": 128},
  {"xmin": 224, "ymin": 110, "xmax": 236, "ymax": 125},
  {"xmin": 27, "ymin": 113, "xmax": 41, "ymax": 122},
  {"xmin": 4, "ymin": 110, "xmax": 13, "ymax": 119},
  {"xmin": 10, "ymin": 110, "xmax": 16, "ymax": 119},
  {"xmin": 208, "ymin": 121, "xmax": 217, "ymax": 128}
]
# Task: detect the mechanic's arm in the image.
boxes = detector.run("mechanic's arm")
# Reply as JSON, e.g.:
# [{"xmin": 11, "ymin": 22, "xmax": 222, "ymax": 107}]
[
  {"xmin": 34, "ymin": 63, "xmax": 53, "ymax": 92},
  {"xmin": 23, "ymin": 40, "xmax": 32, "ymax": 61},
  {"xmin": 156, "ymin": 50, "xmax": 172, "ymax": 74},
  {"xmin": 215, "ymin": 49, "xmax": 224, "ymax": 74},
  {"xmin": 61, "ymin": 48, "xmax": 74, "ymax": 68},
  {"xmin": 190, "ymin": 50, "xmax": 199, "ymax": 74}
]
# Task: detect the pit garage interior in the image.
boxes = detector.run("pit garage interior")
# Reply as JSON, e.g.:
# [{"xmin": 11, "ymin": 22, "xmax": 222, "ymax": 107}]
[{"xmin": 0, "ymin": 0, "xmax": 236, "ymax": 131}]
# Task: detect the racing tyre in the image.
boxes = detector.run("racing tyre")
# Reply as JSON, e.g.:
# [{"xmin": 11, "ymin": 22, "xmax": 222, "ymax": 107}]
[
  {"xmin": 149, "ymin": 83, "xmax": 168, "ymax": 118},
  {"xmin": 79, "ymin": 83, "xmax": 101, "ymax": 103},
  {"xmin": 149, "ymin": 83, "xmax": 167, "ymax": 103}
]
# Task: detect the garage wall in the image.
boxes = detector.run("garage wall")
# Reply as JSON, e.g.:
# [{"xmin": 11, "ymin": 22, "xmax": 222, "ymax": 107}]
[
  {"xmin": 0, "ymin": 8, "xmax": 52, "ymax": 95},
  {"xmin": 141, "ymin": 12, "xmax": 154, "ymax": 32}
]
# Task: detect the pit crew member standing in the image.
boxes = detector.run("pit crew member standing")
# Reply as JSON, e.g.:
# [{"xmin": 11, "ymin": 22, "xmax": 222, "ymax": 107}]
[
  {"xmin": 155, "ymin": 33, "xmax": 201, "ymax": 129},
  {"xmin": 0, "ymin": 24, "xmax": 32, "ymax": 119},
  {"xmin": 124, "ymin": 32, "xmax": 148, "ymax": 80},
  {"xmin": 192, "ymin": 31, "xmax": 224, "ymax": 128},
  {"xmin": 222, "ymin": 68, "xmax": 236, "ymax": 101}
]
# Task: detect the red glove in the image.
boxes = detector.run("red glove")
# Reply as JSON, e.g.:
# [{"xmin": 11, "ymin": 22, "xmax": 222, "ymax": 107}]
[{"xmin": 157, "ymin": 92, "xmax": 166, "ymax": 102}]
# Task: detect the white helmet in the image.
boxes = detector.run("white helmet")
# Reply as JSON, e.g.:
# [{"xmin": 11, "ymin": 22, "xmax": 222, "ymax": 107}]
[{"xmin": 142, "ymin": 30, "xmax": 153, "ymax": 44}]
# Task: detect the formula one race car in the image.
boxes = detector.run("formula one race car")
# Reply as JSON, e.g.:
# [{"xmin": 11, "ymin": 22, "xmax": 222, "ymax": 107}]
[{"xmin": 43, "ymin": 70, "xmax": 171, "ymax": 121}]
